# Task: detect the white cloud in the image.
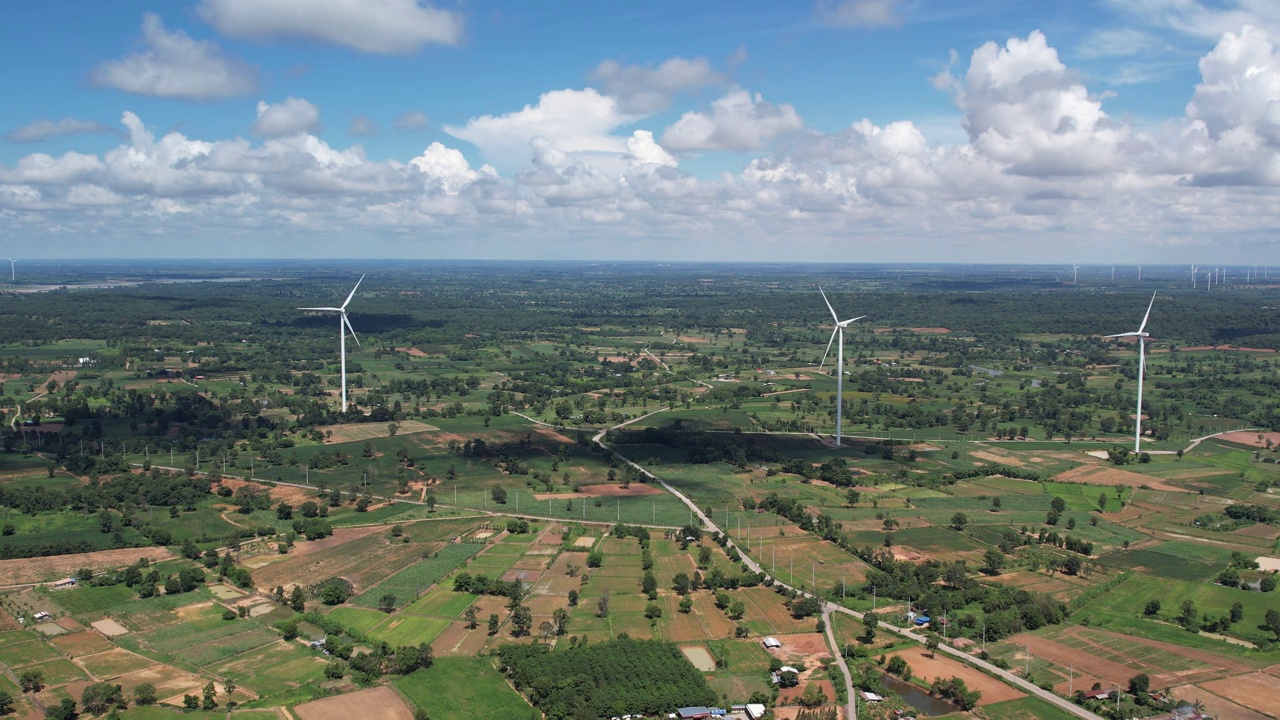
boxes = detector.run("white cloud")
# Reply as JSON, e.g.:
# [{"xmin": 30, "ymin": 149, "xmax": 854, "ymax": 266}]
[
  {"xmin": 1106, "ymin": 0, "xmax": 1280, "ymax": 39},
  {"xmin": 394, "ymin": 111, "xmax": 430, "ymax": 131},
  {"xmin": 814, "ymin": 0, "xmax": 904, "ymax": 28},
  {"xmin": 199, "ymin": 0, "xmax": 463, "ymax": 53},
  {"xmin": 945, "ymin": 31, "xmax": 1128, "ymax": 176},
  {"xmin": 251, "ymin": 97, "xmax": 322, "ymax": 137},
  {"xmin": 5, "ymin": 118, "xmax": 117, "ymax": 143},
  {"xmin": 0, "ymin": 152, "xmax": 104, "ymax": 186},
  {"xmin": 626, "ymin": 130, "xmax": 677, "ymax": 168},
  {"xmin": 1076, "ymin": 28, "xmax": 1163, "ymax": 58},
  {"xmin": 409, "ymin": 142, "xmax": 488, "ymax": 193},
  {"xmin": 91, "ymin": 14, "xmax": 257, "ymax": 100},
  {"xmin": 445, "ymin": 88, "xmax": 638, "ymax": 172},
  {"xmin": 590, "ymin": 57, "xmax": 723, "ymax": 114},
  {"xmin": 662, "ymin": 90, "xmax": 804, "ymax": 152},
  {"xmin": 349, "ymin": 116, "xmax": 378, "ymax": 136}
]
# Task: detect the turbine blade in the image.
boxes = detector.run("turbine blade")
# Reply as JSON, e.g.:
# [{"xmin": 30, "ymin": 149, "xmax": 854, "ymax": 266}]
[
  {"xmin": 842, "ymin": 315, "xmax": 867, "ymax": 325},
  {"xmin": 1138, "ymin": 291, "xmax": 1156, "ymax": 334},
  {"xmin": 343, "ymin": 313, "xmax": 360, "ymax": 347},
  {"xmin": 818, "ymin": 286, "xmax": 839, "ymax": 322},
  {"xmin": 341, "ymin": 274, "xmax": 365, "ymax": 310},
  {"xmin": 298, "ymin": 307, "xmax": 340, "ymax": 311},
  {"xmin": 1105, "ymin": 332, "xmax": 1140, "ymax": 338},
  {"xmin": 818, "ymin": 327, "xmax": 838, "ymax": 370}
]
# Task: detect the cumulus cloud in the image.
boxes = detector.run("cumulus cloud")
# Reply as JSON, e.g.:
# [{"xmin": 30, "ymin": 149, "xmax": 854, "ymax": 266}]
[
  {"xmin": 814, "ymin": 0, "xmax": 904, "ymax": 28},
  {"xmin": 251, "ymin": 97, "xmax": 321, "ymax": 137},
  {"xmin": 394, "ymin": 111, "xmax": 430, "ymax": 131},
  {"xmin": 626, "ymin": 130, "xmax": 677, "ymax": 167},
  {"xmin": 91, "ymin": 14, "xmax": 257, "ymax": 100},
  {"xmin": 349, "ymin": 116, "xmax": 378, "ymax": 136},
  {"xmin": 199, "ymin": 0, "xmax": 463, "ymax": 53},
  {"xmin": 661, "ymin": 90, "xmax": 804, "ymax": 152},
  {"xmin": 445, "ymin": 88, "xmax": 637, "ymax": 172},
  {"xmin": 590, "ymin": 57, "xmax": 723, "ymax": 114},
  {"xmin": 942, "ymin": 31, "xmax": 1128, "ymax": 176},
  {"xmin": 5, "ymin": 118, "xmax": 118, "ymax": 144}
]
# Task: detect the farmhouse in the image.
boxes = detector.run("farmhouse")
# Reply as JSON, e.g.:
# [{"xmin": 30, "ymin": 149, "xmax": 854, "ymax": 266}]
[
  {"xmin": 1083, "ymin": 690, "xmax": 1110, "ymax": 700},
  {"xmin": 862, "ymin": 691, "xmax": 883, "ymax": 702},
  {"xmin": 51, "ymin": 577, "xmax": 77, "ymax": 589},
  {"xmin": 913, "ymin": 615, "xmax": 931, "ymax": 626},
  {"xmin": 761, "ymin": 637, "xmax": 782, "ymax": 649}
]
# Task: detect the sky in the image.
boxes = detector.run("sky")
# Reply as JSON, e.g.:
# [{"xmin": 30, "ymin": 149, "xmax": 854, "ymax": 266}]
[{"xmin": 3, "ymin": 0, "xmax": 1280, "ymax": 263}]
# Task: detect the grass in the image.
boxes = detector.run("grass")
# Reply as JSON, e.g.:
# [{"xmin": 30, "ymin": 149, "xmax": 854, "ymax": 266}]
[
  {"xmin": 982, "ymin": 697, "xmax": 1084, "ymax": 720},
  {"xmin": 324, "ymin": 606, "xmax": 391, "ymax": 635},
  {"xmin": 47, "ymin": 584, "xmax": 136, "ymax": 615},
  {"xmin": 351, "ymin": 542, "xmax": 485, "ymax": 609},
  {"xmin": 369, "ymin": 615, "xmax": 451, "ymax": 645},
  {"xmin": 393, "ymin": 657, "xmax": 534, "ymax": 720}
]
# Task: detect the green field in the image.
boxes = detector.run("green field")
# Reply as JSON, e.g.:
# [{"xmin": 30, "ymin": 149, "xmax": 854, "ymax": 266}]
[
  {"xmin": 393, "ymin": 657, "xmax": 534, "ymax": 720},
  {"xmin": 352, "ymin": 542, "xmax": 485, "ymax": 609}
]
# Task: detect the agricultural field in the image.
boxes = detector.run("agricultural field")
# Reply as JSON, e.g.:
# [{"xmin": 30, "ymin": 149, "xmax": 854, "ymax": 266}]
[{"xmin": 3, "ymin": 263, "xmax": 1280, "ymax": 720}]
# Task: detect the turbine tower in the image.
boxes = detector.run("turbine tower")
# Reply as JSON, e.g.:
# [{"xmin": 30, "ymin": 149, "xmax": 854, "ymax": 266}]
[
  {"xmin": 1107, "ymin": 292, "xmax": 1156, "ymax": 453},
  {"xmin": 299, "ymin": 275, "xmax": 364, "ymax": 413},
  {"xmin": 1072, "ymin": 265, "xmax": 1079, "ymax": 284},
  {"xmin": 1191, "ymin": 264, "xmax": 1197, "ymax": 289},
  {"xmin": 6, "ymin": 258, "xmax": 14, "ymax": 282},
  {"xmin": 817, "ymin": 287, "xmax": 865, "ymax": 448}
]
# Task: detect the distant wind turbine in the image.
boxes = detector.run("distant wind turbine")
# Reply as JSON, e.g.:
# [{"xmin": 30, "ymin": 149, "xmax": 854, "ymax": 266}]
[
  {"xmin": 299, "ymin": 275, "xmax": 364, "ymax": 413},
  {"xmin": 1072, "ymin": 265, "xmax": 1079, "ymax": 284},
  {"xmin": 817, "ymin": 287, "xmax": 865, "ymax": 448},
  {"xmin": 6, "ymin": 258, "xmax": 14, "ymax": 282},
  {"xmin": 1191, "ymin": 264, "xmax": 1197, "ymax": 289},
  {"xmin": 1106, "ymin": 292, "xmax": 1156, "ymax": 453}
]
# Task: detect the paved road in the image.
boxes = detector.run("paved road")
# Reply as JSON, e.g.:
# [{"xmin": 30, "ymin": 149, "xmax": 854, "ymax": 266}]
[
  {"xmin": 822, "ymin": 603, "xmax": 858, "ymax": 720},
  {"xmin": 592, "ymin": 409, "xmax": 1105, "ymax": 720}
]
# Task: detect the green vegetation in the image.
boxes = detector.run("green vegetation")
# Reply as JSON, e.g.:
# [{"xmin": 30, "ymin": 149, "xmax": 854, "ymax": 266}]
[{"xmin": 394, "ymin": 657, "xmax": 532, "ymax": 720}]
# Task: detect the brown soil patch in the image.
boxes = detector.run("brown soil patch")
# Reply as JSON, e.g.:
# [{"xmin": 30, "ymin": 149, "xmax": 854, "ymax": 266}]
[
  {"xmin": 0, "ymin": 547, "xmax": 173, "ymax": 586},
  {"xmin": 1234, "ymin": 524, "xmax": 1280, "ymax": 540},
  {"xmin": 295, "ymin": 686, "xmax": 414, "ymax": 720},
  {"xmin": 1016, "ymin": 626, "xmax": 1249, "ymax": 689},
  {"xmin": 774, "ymin": 633, "xmax": 830, "ymax": 658},
  {"xmin": 886, "ymin": 648, "xmax": 1024, "ymax": 705},
  {"xmin": 1218, "ymin": 430, "xmax": 1280, "ymax": 449},
  {"xmin": 90, "ymin": 619, "xmax": 128, "ymax": 637},
  {"xmin": 1201, "ymin": 672, "xmax": 1280, "ymax": 716},
  {"xmin": 315, "ymin": 420, "xmax": 439, "ymax": 443},
  {"xmin": 1171, "ymin": 684, "xmax": 1271, "ymax": 720},
  {"xmin": 676, "ymin": 335, "xmax": 711, "ymax": 344},
  {"xmin": 969, "ymin": 450, "xmax": 1025, "ymax": 467},
  {"xmin": 216, "ymin": 477, "xmax": 314, "ymax": 507},
  {"xmin": 777, "ymin": 678, "xmax": 836, "ymax": 706},
  {"xmin": 50, "ymin": 631, "xmax": 113, "ymax": 657},
  {"xmin": 1054, "ymin": 463, "xmax": 1187, "ymax": 492},
  {"xmin": 396, "ymin": 347, "xmax": 432, "ymax": 357},
  {"xmin": 762, "ymin": 388, "xmax": 810, "ymax": 397},
  {"xmin": 285, "ymin": 525, "xmax": 386, "ymax": 558}
]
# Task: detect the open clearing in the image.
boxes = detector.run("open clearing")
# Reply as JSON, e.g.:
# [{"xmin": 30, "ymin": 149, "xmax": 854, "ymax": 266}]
[
  {"xmin": 90, "ymin": 619, "xmax": 129, "ymax": 637},
  {"xmin": 315, "ymin": 420, "xmax": 440, "ymax": 442},
  {"xmin": 0, "ymin": 547, "xmax": 173, "ymax": 586},
  {"xmin": 887, "ymin": 648, "xmax": 1025, "ymax": 705},
  {"xmin": 1200, "ymin": 672, "xmax": 1280, "ymax": 717},
  {"xmin": 1053, "ymin": 463, "xmax": 1187, "ymax": 492},
  {"xmin": 294, "ymin": 686, "xmax": 414, "ymax": 720}
]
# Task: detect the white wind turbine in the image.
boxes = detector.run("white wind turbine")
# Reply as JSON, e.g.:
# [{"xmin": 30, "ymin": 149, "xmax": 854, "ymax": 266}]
[
  {"xmin": 1072, "ymin": 264, "xmax": 1079, "ymax": 284},
  {"xmin": 1106, "ymin": 292, "xmax": 1156, "ymax": 453},
  {"xmin": 6, "ymin": 258, "xmax": 14, "ymax": 282},
  {"xmin": 818, "ymin": 287, "xmax": 865, "ymax": 448},
  {"xmin": 299, "ymin": 275, "xmax": 364, "ymax": 414}
]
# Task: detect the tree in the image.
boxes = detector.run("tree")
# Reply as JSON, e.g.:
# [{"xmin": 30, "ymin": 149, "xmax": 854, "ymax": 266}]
[
  {"xmin": 1128, "ymin": 673, "xmax": 1150, "ymax": 695},
  {"xmin": 982, "ymin": 548, "xmax": 1005, "ymax": 576},
  {"xmin": 133, "ymin": 683, "xmax": 157, "ymax": 706},
  {"xmin": 1050, "ymin": 496, "xmax": 1067, "ymax": 513},
  {"xmin": 426, "ymin": 494, "xmax": 437, "ymax": 512},
  {"xmin": 846, "ymin": 488, "xmax": 861, "ymax": 506},
  {"xmin": 487, "ymin": 614, "xmax": 500, "ymax": 635},
  {"xmin": 46, "ymin": 698, "xmax": 78, "ymax": 720},
  {"xmin": 18, "ymin": 669, "xmax": 43, "ymax": 693},
  {"xmin": 567, "ymin": 589, "xmax": 579, "ymax": 607},
  {"xmin": 201, "ymin": 681, "xmax": 217, "ymax": 710},
  {"xmin": 1098, "ymin": 493, "xmax": 1108, "ymax": 511},
  {"xmin": 276, "ymin": 502, "xmax": 293, "ymax": 520},
  {"xmin": 729, "ymin": 601, "xmax": 745, "ymax": 620},
  {"xmin": 925, "ymin": 634, "xmax": 941, "ymax": 658},
  {"xmin": 183, "ymin": 695, "xmax": 199, "ymax": 709},
  {"xmin": 641, "ymin": 571, "xmax": 658, "ymax": 598},
  {"xmin": 289, "ymin": 585, "xmax": 306, "ymax": 612},
  {"xmin": 464, "ymin": 605, "xmax": 478, "ymax": 630},
  {"xmin": 0, "ymin": 690, "xmax": 12, "ymax": 716},
  {"xmin": 597, "ymin": 590, "xmax": 611, "ymax": 618},
  {"xmin": 861, "ymin": 611, "xmax": 879, "ymax": 643},
  {"xmin": 300, "ymin": 500, "xmax": 319, "ymax": 518},
  {"xmin": 491, "ymin": 487, "xmax": 507, "ymax": 504},
  {"xmin": 950, "ymin": 512, "xmax": 968, "ymax": 531},
  {"xmin": 991, "ymin": 496, "xmax": 1002, "ymax": 511},
  {"xmin": 679, "ymin": 597, "xmax": 693, "ymax": 614},
  {"xmin": 1180, "ymin": 599, "xmax": 1199, "ymax": 630},
  {"xmin": 1265, "ymin": 608, "xmax": 1280, "ymax": 640},
  {"xmin": 1230, "ymin": 602, "xmax": 1244, "ymax": 624},
  {"xmin": 553, "ymin": 607, "xmax": 570, "ymax": 636},
  {"xmin": 644, "ymin": 603, "xmax": 663, "ymax": 622},
  {"xmin": 672, "ymin": 572, "xmax": 691, "ymax": 595},
  {"xmin": 1143, "ymin": 599, "xmax": 1161, "ymax": 617},
  {"xmin": 379, "ymin": 593, "xmax": 397, "ymax": 613},
  {"xmin": 886, "ymin": 656, "xmax": 911, "ymax": 680},
  {"xmin": 511, "ymin": 606, "xmax": 533, "ymax": 636},
  {"xmin": 81, "ymin": 676, "xmax": 124, "ymax": 712}
]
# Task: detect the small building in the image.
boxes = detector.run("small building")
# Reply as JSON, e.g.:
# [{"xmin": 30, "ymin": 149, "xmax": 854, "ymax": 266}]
[
  {"xmin": 744, "ymin": 704, "xmax": 765, "ymax": 720},
  {"xmin": 33, "ymin": 611, "xmax": 51, "ymax": 622},
  {"xmin": 913, "ymin": 615, "xmax": 931, "ymax": 626},
  {"xmin": 52, "ymin": 578, "xmax": 77, "ymax": 589},
  {"xmin": 1084, "ymin": 690, "xmax": 1110, "ymax": 701},
  {"xmin": 761, "ymin": 637, "xmax": 782, "ymax": 649},
  {"xmin": 862, "ymin": 692, "xmax": 884, "ymax": 702},
  {"xmin": 676, "ymin": 708, "xmax": 712, "ymax": 720}
]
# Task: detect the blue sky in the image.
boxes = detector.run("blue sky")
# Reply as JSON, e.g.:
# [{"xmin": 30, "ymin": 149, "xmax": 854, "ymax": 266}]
[{"xmin": 2, "ymin": 0, "xmax": 1280, "ymax": 263}]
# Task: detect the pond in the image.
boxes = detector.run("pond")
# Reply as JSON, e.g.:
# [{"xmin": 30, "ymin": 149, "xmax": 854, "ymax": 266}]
[{"xmin": 881, "ymin": 673, "xmax": 956, "ymax": 717}]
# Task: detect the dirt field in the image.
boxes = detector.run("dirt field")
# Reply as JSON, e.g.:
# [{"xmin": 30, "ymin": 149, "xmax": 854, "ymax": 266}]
[
  {"xmin": 250, "ymin": 529, "xmax": 425, "ymax": 593},
  {"xmin": 533, "ymin": 482, "xmax": 663, "ymax": 500},
  {"xmin": 295, "ymin": 686, "xmax": 415, "ymax": 720},
  {"xmin": 90, "ymin": 619, "xmax": 129, "ymax": 637},
  {"xmin": 1201, "ymin": 672, "xmax": 1280, "ymax": 717},
  {"xmin": 969, "ymin": 449, "xmax": 1026, "ymax": 467},
  {"xmin": 0, "ymin": 547, "xmax": 174, "ymax": 586},
  {"xmin": 886, "ymin": 648, "xmax": 1024, "ymax": 706},
  {"xmin": 777, "ymin": 678, "xmax": 836, "ymax": 706},
  {"xmin": 1256, "ymin": 556, "xmax": 1280, "ymax": 572},
  {"xmin": 772, "ymin": 633, "xmax": 830, "ymax": 659},
  {"xmin": 1171, "ymin": 684, "xmax": 1271, "ymax": 720},
  {"xmin": 1053, "ymin": 463, "xmax": 1187, "ymax": 492},
  {"xmin": 316, "ymin": 420, "xmax": 440, "ymax": 443},
  {"xmin": 1217, "ymin": 430, "xmax": 1280, "ymax": 449}
]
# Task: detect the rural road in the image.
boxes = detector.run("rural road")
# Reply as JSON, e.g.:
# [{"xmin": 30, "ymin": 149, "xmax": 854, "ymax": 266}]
[
  {"xmin": 591, "ymin": 408, "xmax": 1106, "ymax": 720},
  {"xmin": 822, "ymin": 603, "xmax": 858, "ymax": 720}
]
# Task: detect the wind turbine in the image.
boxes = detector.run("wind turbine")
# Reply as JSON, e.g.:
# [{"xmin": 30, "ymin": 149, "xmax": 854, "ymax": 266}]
[
  {"xmin": 1191, "ymin": 264, "xmax": 1197, "ymax": 289},
  {"xmin": 817, "ymin": 287, "xmax": 865, "ymax": 448},
  {"xmin": 299, "ymin": 275, "xmax": 364, "ymax": 413},
  {"xmin": 1107, "ymin": 292, "xmax": 1156, "ymax": 453},
  {"xmin": 6, "ymin": 258, "xmax": 14, "ymax": 282},
  {"xmin": 1072, "ymin": 265, "xmax": 1079, "ymax": 284}
]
